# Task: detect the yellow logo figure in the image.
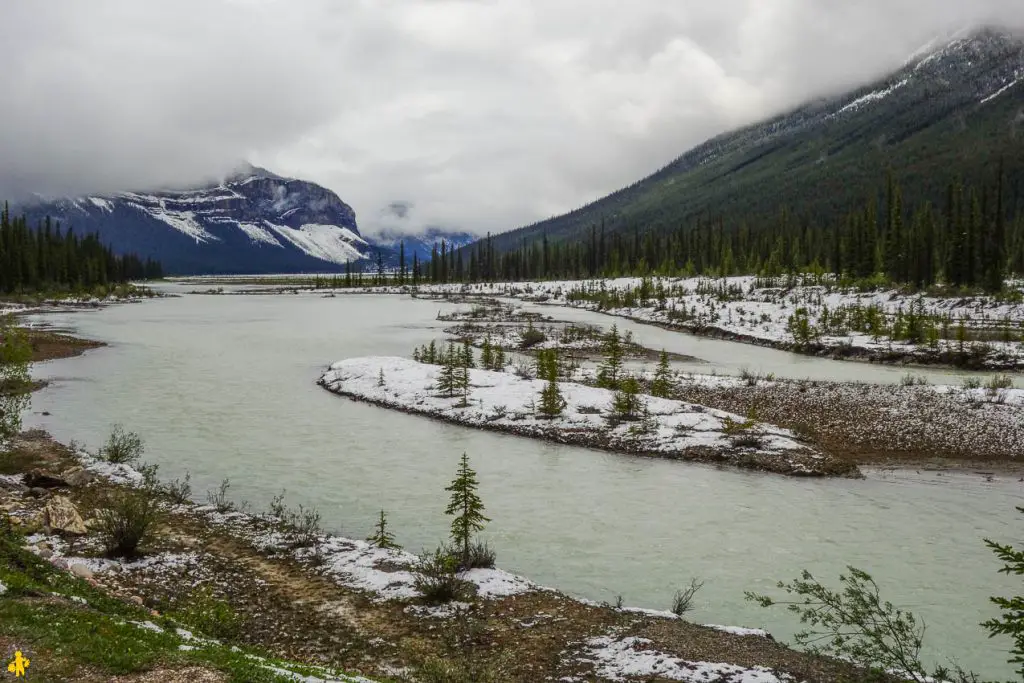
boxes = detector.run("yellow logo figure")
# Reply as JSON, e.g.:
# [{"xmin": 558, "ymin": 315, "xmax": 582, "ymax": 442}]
[{"xmin": 7, "ymin": 650, "xmax": 29, "ymax": 677}]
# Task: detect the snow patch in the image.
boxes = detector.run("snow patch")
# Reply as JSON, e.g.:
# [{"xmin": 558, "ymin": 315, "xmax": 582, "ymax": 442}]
[
  {"xmin": 580, "ymin": 636, "xmax": 794, "ymax": 682},
  {"xmin": 835, "ymin": 79, "xmax": 910, "ymax": 116},
  {"xmin": 980, "ymin": 75, "xmax": 1021, "ymax": 104},
  {"xmin": 264, "ymin": 222, "xmax": 367, "ymax": 264}
]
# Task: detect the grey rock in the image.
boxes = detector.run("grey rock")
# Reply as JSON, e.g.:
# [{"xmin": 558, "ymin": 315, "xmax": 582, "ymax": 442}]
[{"xmin": 60, "ymin": 466, "xmax": 93, "ymax": 488}]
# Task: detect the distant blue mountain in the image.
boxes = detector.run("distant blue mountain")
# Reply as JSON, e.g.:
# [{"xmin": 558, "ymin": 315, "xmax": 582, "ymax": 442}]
[{"xmin": 15, "ymin": 165, "xmax": 476, "ymax": 275}]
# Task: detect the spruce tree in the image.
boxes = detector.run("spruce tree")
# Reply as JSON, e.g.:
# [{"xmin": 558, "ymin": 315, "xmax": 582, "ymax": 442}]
[
  {"xmin": 650, "ymin": 349, "xmax": 674, "ymax": 398},
  {"xmin": 493, "ymin": 345, "xmax": 506, "ymax": 370},
  {"xmin": 481, "ymin": 337, "xmax": 494, "ymax": 370},
  {"xmin": 435, "ymin": 343, "xmax": 459, "ymax": 397},
  {"xmin": 367, "ymin": 509, "xmax": 399, "ymax": 549},
  {"xmin": 597, "ymin": 324, "xmax": 624, "ymax": 389},
  {"xmin": 611, "ymin": 375, "xmax": 643, "ymax": 421},
  {"xmin": 458, "ymin": 344, "xmax": 471, "ymax": 407},
  {"xmin": 537, "ymin": 349, "xmax": 565, "ymax": 418},
  {"xmin": 444, "ymin": 453, "xmax": 490, "ymax": 568}
]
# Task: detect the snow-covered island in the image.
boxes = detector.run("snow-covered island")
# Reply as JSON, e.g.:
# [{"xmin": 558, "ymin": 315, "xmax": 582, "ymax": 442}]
[{"xmin": 318, "ymin": 357, "xmax": 855, "ymax": 477}]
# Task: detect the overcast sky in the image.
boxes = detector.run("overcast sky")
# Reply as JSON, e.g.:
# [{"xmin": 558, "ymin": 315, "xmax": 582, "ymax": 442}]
[{"xmin": 2, "ymin": 1, "xmax": 1021, "ymax": 237}]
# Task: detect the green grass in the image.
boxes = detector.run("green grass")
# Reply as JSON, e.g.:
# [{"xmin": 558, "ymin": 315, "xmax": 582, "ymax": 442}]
[{"xmin": 0, "ymin": 518, "xmax": 378, "ymax": 682}]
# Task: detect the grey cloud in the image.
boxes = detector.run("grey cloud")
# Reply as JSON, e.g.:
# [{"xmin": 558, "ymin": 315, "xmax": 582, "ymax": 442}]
[{"xmin": 3, "ymin": 0, "xmax": 1023, "ymax": 235}]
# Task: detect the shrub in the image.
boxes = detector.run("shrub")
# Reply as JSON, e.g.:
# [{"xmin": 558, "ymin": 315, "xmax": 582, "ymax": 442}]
[
  {"xmin": 463, "ymin": 540, "xmax": 495, "ymax": 570},
  {"xmin": 519, "ymin": 324, "xmax": 546, "ymax": 349},
  {"xmin": 268, "ymin": 490, "xmax": 287, "ymax": 518},
  {"xmin": 986, "ymin": 374, "xmax": 1014, "ymax": 391},
  {"xmin": 164, "ymin": 472, "xmax": 192, "ymax": 504},
  {"xmin": 671, "ymin": 578, "xmax": 704, "ymax": 616},
  {"xmin": 100, "ymin": 425, "xmax": 144, "ymax": 464},
  {"xmin": 285, "ymin": 504, "xmax": 322, "ymax": 548},
  {"xmin": 172, "ymin": 585, "xmax": 243, "ymax": 639},
  {"xmin": 207, "ymin": 478, "xmax": 233, "ymax": 513},
  {"xmin": 415, "ymin": 548, "xmax": 473, "ymax": 604},
  {"xmin": 961, "ymin": 377, "xmax": 982, "ymax": 390},
  {"xmin": 746, "ymin": 567, "xmax": 941, "ymax": 682},
  {"xmin": 96, "ymin": 490, "xmax": 161, "ymax": 557},
  {"xmin": 899, "ymin": 373, "xmax": 928, "ymax": 387}
]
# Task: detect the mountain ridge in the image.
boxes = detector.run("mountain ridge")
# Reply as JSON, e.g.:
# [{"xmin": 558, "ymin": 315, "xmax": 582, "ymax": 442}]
[
  {"xmin": 484, "ymin": 26, "xmax": 1024, "ymax": 253},
  {"xmin": 15, "ymin": 166, "xmax": 476, "ymax": 275}
]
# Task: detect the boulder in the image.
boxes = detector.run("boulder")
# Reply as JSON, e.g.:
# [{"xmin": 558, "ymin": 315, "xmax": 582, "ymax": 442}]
[
  {"xmin": 24, "ymin": 469, "xmax": 70, "ymax": 489},
  {"xmin": 60, "ymin": 466, "xmax": 93, "ymax": 488},
  {"xmin": 44, "ymin": 495, "xmax": 87, "ymax": 535}
]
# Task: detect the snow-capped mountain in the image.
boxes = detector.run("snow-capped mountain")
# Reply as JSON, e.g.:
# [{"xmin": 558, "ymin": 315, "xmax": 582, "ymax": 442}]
[
  {"xmin": 370, "ymin": 227, "xmax": 477, "ymax": 264},
  {"xmin": 488, "ymin": 26, "xmax": 1024, "ymax": 251},
  {"xmin": 17, "ymin": 165, "xmax": 374, "ymax": 274}
]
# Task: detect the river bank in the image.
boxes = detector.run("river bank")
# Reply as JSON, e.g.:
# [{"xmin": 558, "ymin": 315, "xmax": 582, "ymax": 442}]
[{"xmin": 0, "ymin": 428, "xmax": 888, "ymax": 682}]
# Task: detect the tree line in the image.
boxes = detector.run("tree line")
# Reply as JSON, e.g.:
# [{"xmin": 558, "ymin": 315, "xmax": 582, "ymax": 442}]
[
  {"xmin": 0, "ymin": 205, "xmax": 162, "ymax": 294},
  {"xmin": 435, "ymin": 171, "xmax": 1024, "ymax": 293}
]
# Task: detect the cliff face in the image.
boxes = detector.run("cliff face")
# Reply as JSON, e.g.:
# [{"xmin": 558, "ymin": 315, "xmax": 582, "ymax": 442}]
[{"xmin": 18, "ymin": 165, "xmax": 369, "ymax": 275}]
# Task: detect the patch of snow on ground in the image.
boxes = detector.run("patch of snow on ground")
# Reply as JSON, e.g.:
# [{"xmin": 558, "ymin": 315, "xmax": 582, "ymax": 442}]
[
  {"xmin": 320, "ymin": 357, "xmax": 816, "ymax": 464},
  {"xmin": 581, "ymin": 636, "xmax": 793, "ymax": 682},
  {"xmin": 704, "ymin": 625, "xmax": 770, "ymax": 638}
]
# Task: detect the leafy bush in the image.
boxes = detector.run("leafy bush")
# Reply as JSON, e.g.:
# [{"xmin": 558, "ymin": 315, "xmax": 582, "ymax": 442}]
[
  {"xmin": 746, "ymin": 567, "xmax": 961, "ymax": 682},
  {"xmin": 415, "ymin": 548, "xmax": 473, "ymax": 604},
  {"xmin": 671, "ymin": 578, "xmax": 704, "ymax": 616},
  {"xmin": 961, "ymin": 376, "xmax": 982, "ymax": 390},
  {"xmin": 163, "ymin": 472, "xmax": 192, "ymax": 504},
  {"xmin": 100, "ymin": 425, "xmax": 144, "ymax": 464},
  {"xmin": 96, "ymin": 490, "xmax": 161, "ymax": 557}
]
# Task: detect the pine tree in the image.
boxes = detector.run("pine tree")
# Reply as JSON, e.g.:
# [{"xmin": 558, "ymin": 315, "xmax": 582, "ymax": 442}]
[
  {"xmin": 481, "ymin": 337, "xmax": 494, "ymax": 370},
  {"xmin": 537, "ymin": 349, "xmax": 565, "ymax": 418},
  {"xmin": 596, "ymin": 324, "xmax": 624, "ymax": 389},
  {"xmin": 377, "ymin": 367, "xmax": 386, "ymax": 387},
  {"xmin": 611, "ymin": 375, "xmax": 643, "ymax": 421},
  {"xmin": 367, "ymin": 509, "xmax": 399, "ymax": 549},
  {"xmin": 458, "ymin": 343, "xmax": 472, "ymax": 407},
  {"xmin": 650, "ymin": 349, "xmax": 674, "ymax": 398},
  {"xmin": 435, "ymin": 344, "xmax": 459, "ymax": 397},
  {"xmin": 444, "ymin": 453, "xmax": 490, "ymax": 568},
  {"xmin": 493, "ymin": 345, "xmax": 506, "ymax": 370}
]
